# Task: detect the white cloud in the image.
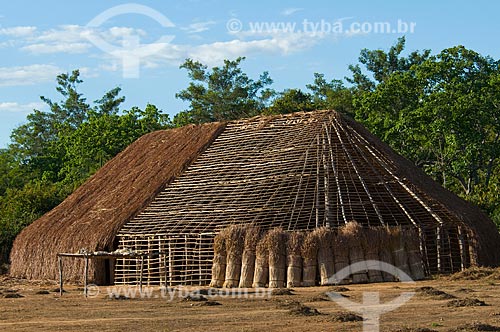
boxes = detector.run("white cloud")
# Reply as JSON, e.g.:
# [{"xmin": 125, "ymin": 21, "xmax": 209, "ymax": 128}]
[
  {"xmin": 21, "ymin": 42, "xmax": 91, "ymax": 54},
  {"xmin": 0, "ymin": 64, "xmax": 62, "ymax": 87},
  {"xmin": 0, "ymin": 22, "xmax": 336, "ymax": 76},
  {"xmin": 107, "ymin": 27, "xmax": 146, "ymax": 38},
  {"xmin": 115, "ymin": 30, "xmax": 322, "ymax": 69},
  {"xmin": 281, "ymin": 8, "xmax": 303, "ymax": 16},
  {"xmin": 34, "ymin": 24, "xmax": 89, "ymax": 43},
  {"xmin": 97, "ymin": 28, "xmax": 325, "ymax": 70},
  {"xmin": 187, "ymin": 35, "xmax": 316, "ymax": 65},
  {"xmin": 0, "ymin": 40, "xmax": 16, "ymax": 48},
  {"xmin": 11, "ymin": 25, "xmax": 148, "ymax": 55},
  {"xmin": 0, "ymin": 26, "xmax": 37, "ymax": 37},
  {"xmin": 181, "ymin": 20, "xmax": 216, "ymax": 34},
  {"xmin": 6, "ymin": 25, "xmax": 93, "ymax": 55},
  {"xmin": 0, "ymin": 101, "xmax": 46, "ymax": 113},
  {"xmin": 78, "ymin": 66, "xmax": 100, "ymax": 78},
  {"xmin": 99, "ymin": 42, "xmax": 183, "ymax": 74}
]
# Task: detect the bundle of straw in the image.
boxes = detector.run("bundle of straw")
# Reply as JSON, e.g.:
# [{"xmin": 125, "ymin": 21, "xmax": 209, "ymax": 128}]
[
  {"xmin": 223, "ymin": 225, "xmax": 246, "ymax": 288},
  {"xmin": 364, "ymin": 227, "xmax": 384, "ymax": 283},
  {"xmin": 301, "ymin": 230, "xmax": 319, "ymax": 286},
  {"xmin": 239, "ymin": 226, "xmax": 261, "ymax": 288},
  {"xmin": 315, "ymin": 227, "xmax": 335, "ymax": 285},
  {"xmin": 333, "ymin": 230, "xmax": 350, "ymax": 284},
  {"xmin": 343, "ymin": 221, "xmax": 368, "ymax": 284},
  {"xmin": 286, "ymin": 231, "xmax": 304, "ymax": 288},
  {"xmin": 210, "ymin": 230, "xmax": 227, "ymax": 288},
  {"xmin": 252, "ymin": 235, "xmax": 269, "ymax": 288},
  {"xmin": 378, "ymin": 226, "xmax": 396, "ymax": 282},
  {"xmin": 403, "ymin": 226, "xmax": 426, "ymax": 280},
  {"xmin": 266, "ymin": 228, "xmax": 288, "ymax": 288},
  {"xmin": 389, "ymin": 226, "xmax": 412, "ymax": 280}
]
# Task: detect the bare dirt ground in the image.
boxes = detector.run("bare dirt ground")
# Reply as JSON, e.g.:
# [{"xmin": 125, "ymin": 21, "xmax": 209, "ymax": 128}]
[{"xmin": 1, "ymin": 268, "xmax": 500, "ymax": 332}]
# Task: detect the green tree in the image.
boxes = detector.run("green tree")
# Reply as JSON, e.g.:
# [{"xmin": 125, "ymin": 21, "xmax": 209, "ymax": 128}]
[
  {"xmin": 94, "ymin": 86, "xmax": 126, "ymax": 116},
  {"xmin": 0, "ymin": 179, "xmax": 72, "ymax": 263},
  {"xmin": 307, "ymin": 73, "xmax": 354, "ymax": 115},
  {"xmin": 175, "ymin": 57, "xmax": 274, "ymax": 124},
  {"xmin": 347, "ymin": 36, "xmax": 431, "ymax": 90},
  {"xmin": 265, "ymin": 89, "xmax": 314, "ymax": 115},
  {"xmin": 10, "ymin": 70, "xmax": 92, "ymax": 182},
  {"xmin": 413, "ymin": 46, "xmax": 500, "ymax": 195},
  {"xmin": 59, "ymin": 104, "xmax": 171, "ymax": 185},
  {"xmin": 0, "ymin": 149, "xmax": 25, "ymax": 196},
  {"xmin": 351, "ymin": 41, "xmax": 500, "ymax": 223}
]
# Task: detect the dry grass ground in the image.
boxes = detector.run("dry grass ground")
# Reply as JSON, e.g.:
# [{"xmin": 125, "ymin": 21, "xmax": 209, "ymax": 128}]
[{"xmin": 1, "ymin": 268, "xmax": 500, "ymax": 332}]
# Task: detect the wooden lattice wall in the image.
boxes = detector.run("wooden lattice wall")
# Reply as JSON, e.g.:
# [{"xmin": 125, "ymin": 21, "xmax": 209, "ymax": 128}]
[
  {"xmin": 114, "ymin": 223, "xmax": 474, "ymax": 286},
  {"xmin": 114, "ymin": 234, "xmax": 214, "ymax": 286}
]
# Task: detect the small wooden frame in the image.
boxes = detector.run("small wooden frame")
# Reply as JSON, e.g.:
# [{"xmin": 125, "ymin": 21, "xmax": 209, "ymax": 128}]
[{"xmin": 57, "ymin": 252, "xmax": 152, "ymax": 297}]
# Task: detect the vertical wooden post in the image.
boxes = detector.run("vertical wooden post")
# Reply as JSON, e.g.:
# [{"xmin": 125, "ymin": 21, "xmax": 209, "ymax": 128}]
[
  {"xmin": 159, "ymin": 237, "xmax": 164, "ymax": 287},
  {"xmin": 198, "ymin": 235, "xmax": 203, "ymax": 286},
  {"xmin": 457, "ymin": 225, "xmax": 466, "ymax": 270},
  {"xmin": 418, "ymin": 226, "xmax": 430, "ymax": 276},
  {"xmin": 139, "ymin": 255, "xmax": 145, "ymax": 295},
  {"xmin": 163, "ymin": 251, "xmax": 168, "ymax": 288},
  {"xmin": 135, "ymin": 237, "xmax": 139, "ymax": 283},
  {"xmin": 84, "ymin": 255, "xmax": 89, "ymax": 298},
  {"xmin": 168, "ymin": 239, "xmax": 173, "ymax": 287},
  {"xmin": 315, "ymin": 134, "xmax": 320, "ymax": 228},
  {"xmin": 445, "ymin": 228, "xmax": 454, "ymax": 273},
  {"xmin": 184, "ymin": 235, "xmax": 189, "ymax": 284},
  {"xmin": 436, "ymin": 225, "xmax": 442, "ymax": 273},
  {"xmin": 147, "ymin": 237, "xmax": 151, "ymax": 286},
  {"xmin": 58, "ymin": 255, "xmax": 63, "ymax": 297}
]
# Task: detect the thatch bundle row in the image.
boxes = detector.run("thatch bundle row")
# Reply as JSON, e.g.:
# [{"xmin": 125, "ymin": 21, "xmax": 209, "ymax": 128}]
[{"xmin": 211, "ymin": 221, "xmax": 428, "ymax": 288}]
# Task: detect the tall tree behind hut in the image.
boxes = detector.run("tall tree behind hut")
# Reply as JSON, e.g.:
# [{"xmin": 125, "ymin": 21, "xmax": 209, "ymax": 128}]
[
  {"xmin": 349, "ymin": 38, "xmax": 500, "ymax": 227},
  {"xmin": 174, "ymin": 57, "xmax": 274, "ymax": 125}
]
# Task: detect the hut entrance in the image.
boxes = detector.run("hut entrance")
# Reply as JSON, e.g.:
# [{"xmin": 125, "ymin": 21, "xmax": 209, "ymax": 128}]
[{"xmin": 104, "ymin": 259, "xmax": 112, "ymax": 285}]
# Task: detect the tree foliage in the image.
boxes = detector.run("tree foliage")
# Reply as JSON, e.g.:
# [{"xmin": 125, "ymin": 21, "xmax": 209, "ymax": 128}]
[
  {"xmin": 307, "ymin": 73, "xmax": 354, "ymax": 115},
  {"xmin": 174, "ymin": 57, "xmax": 274, "ymax": 125},
  {"xmin": 264, "ymin": 88, "xmax": 315, "ymax": 115},
  {"xmin": 350, "ymin": 40, "xmax": 500, "ymax": 226}
]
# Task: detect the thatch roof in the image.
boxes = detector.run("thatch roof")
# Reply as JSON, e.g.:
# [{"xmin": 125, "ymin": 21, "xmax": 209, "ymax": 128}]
[
  {"xmin": 119, "ymin": 110, "xmax": 500, "ymax": 267},
  {"xmin": 9, "ymin": 123, "xmax": 226, "ymax": 282}
]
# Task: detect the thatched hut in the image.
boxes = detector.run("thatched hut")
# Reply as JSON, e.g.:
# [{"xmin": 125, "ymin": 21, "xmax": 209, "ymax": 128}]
[{"xmin": 10, "ymin": 110, "xmax": 500, "ymax": 285}]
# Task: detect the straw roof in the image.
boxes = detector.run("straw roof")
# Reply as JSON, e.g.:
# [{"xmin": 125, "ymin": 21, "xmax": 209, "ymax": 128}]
[{"xmin": 9, "ymin": 123, "xmax": 226, "ymax": 282}]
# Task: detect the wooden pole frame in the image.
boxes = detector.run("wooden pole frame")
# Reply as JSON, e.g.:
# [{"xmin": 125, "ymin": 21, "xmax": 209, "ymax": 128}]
[
  {"xmin": 84, "ymin": 254, "xmax": 89, "ymax": 298},
  {"xmin": 57, "ymin": 251, "xmax": 153, "ymax": 297},
  {"xmin": 58, "ymin": 256, "xmax": 63, "ymax": 296}
]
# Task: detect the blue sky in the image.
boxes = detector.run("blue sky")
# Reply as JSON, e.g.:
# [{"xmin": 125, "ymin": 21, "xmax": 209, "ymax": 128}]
[{"xmin": 0, "ymin": 0, "xmax": 498, "ymax": 148}]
